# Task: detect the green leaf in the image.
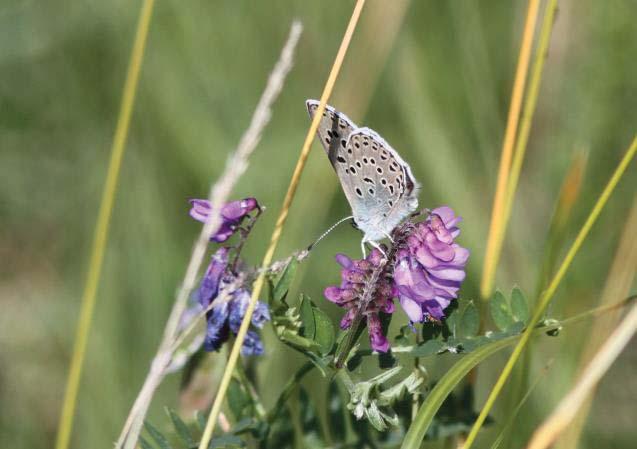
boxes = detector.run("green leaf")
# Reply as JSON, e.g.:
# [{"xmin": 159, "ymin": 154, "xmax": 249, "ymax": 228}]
[
  {"xmin": 227, "ymin": 378, "xmax": 251, "ymax": 421},
  {"xmin": 208, "ymin": 434, "xmax": 245, "ymax": 448},
  {"xmin": 400, "ymin": 335, "xmax": 519, "ymax": 449},
  {"xmin": 299, "ymin": 294, "xmax": 316, "ymax": 339},
  {"xmin": 144, "ymin": 420, "xmax": 174, "ymax": 449},
  {"xmin": 166, "ymin": 407, "xmax": 194, "ymax": 448},
  {"xmin": 510, "ymin": 287, "xmax": 529, "ymax": 324},
  {"xmin": 196, "ymin": 410, "xmax": 207, "ymax": 431},
  {"xmin": 460, "ymin": 301, "xmax": 480, "ymax": 337},
  {"xmin": 447, "ymin": 299, "xmax": 480, "ymax": 338},
  {"xmin": 272, "ymin": 260, "xmax": 298, "ymax": 304},
  {"xmin": 490, "ymin": 290, "xmax": 514, "ymax": 331},
  {"xmin": 312, "ymin": 307, "xmax": 335, "ymax": 355},
  {"xmin": 139, "ymin": 436, "xmax": 155, "ymax": 449}
]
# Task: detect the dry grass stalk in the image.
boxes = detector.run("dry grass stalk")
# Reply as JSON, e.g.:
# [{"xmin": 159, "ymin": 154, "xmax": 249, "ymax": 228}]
[
  {"xmin": 115, "ymin": 21, "xmax": 303, "ymax": 449},
  {"xmin": 555, "ymin": 195, "xmax": 637, "ymax": 449},
  {"xmin": 526, "ymin": 301, "xmax": 637, "ymax": 449}
]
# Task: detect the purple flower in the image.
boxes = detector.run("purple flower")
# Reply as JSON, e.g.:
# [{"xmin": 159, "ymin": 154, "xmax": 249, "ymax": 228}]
[
  {"xmin": 394, "ymin": 207, "xmax": 469, "ymax": 323},
  {"xmin": 323, "ymin": 249, "xmax": 394, "ymax": 352},
  {"xmin": 198, "ymin": 247, "xmax": 270, "ymax": 355},
  {"xmin": 189, "ymin": 198, "xmax": 259, "ymax": 242}
]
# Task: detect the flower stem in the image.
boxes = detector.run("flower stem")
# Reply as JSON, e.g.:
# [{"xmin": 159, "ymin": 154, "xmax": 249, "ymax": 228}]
[
  {"xmin": 196, "ymin": 3, "xmax": 367, "ymax": 448},
  {"xmin": 462, "ymin": 135, "xmax": 637, "ymax": 449},
  {"xmin": 54, "ymin": 2, "xmax": 155, "ymax": 449}
]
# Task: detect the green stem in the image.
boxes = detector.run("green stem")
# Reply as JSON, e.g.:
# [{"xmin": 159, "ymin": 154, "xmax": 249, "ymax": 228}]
[
  {"xmin": 463, "ymin": 135, "xmax": 637, "ymax": 449},
  {"xmin": 54, "ymin": 2, "xmax": 155, "ymax": 449},
  {"xmin": 400, "ymin": 296, "xmax": 636, "ymax": 449}
]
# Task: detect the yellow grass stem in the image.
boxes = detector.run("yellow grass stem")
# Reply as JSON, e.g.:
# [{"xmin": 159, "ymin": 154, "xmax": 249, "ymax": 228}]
[
  {"xmin": 498, "ymin": 0, "xmax": 559, "ymax": 262},
  {"xmin": 196, "ymin": 2, "xmax": 367, "ymax": 448},
  {"xmin": 480, "ymin": 0, "xmax": 541, "ymax": 300},
  {"xmin": 462, "ymin": 135, "xmax": 637, "ymax": 449},
  {"xmin": 54, "ymin": 2, "xmax": 155, "ymax": 449}
]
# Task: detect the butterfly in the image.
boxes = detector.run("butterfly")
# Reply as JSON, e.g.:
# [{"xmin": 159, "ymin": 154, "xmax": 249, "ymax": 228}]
[{"xmin": 306, "ymin": 99, "xmax": 420, "ymax": 255}]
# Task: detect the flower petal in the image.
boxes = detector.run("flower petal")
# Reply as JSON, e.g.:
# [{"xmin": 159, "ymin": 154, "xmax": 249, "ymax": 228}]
[
  {"xmin": 400, "ymin": 296, "xmax": 424, "ymax": 322},
  {"xmin": 368, "ymin": 314, "xmax": 390, "ymax": 352},
  {"xmin": 189, "ymin": 199, "xmax": 212, "ymax": 222}
]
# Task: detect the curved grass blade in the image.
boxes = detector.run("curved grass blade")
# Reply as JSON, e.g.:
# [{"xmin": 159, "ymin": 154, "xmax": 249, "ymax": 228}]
[{"xmin": 400, "ymin": 335, "xmax": 518, "ymax": 449}]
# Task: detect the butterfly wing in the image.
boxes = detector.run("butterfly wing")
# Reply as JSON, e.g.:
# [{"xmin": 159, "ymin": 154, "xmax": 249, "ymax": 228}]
[
  {"xmin": 306, "ymin": 99, "xmax": 363, "ymax": 218},
  {"xmin": 342, "ymin": 128, "xmax": 419, "ymax": 240},
  {"xmin": 306, "ymin": 100, "xmax": 419, "ymax": 242}
]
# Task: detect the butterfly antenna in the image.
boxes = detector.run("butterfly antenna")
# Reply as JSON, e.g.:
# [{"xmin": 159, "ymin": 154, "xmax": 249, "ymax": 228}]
[{"xmin": 307, "ymin": 215, "xmax": 354, "ymax": 251}]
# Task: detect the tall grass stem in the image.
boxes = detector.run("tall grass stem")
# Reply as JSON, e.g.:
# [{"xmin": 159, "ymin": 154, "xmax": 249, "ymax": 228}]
[
  {"xmin": 115, "ymin": 21, "xmax": 302, "ymax": 449},
  {"xmin": 196, "ymin": 2, "xmax": 367, "ymax": 448},
  {"xmin": 462, "ymin": 135, "xmax": 637, "ymax": 449},
  {"xmin": 54, "ymin": 2, "xmax": 155, "ymax": 448},
  {"xmin": 480, "ymin": 0, "xmax": 541, "ymax": 300}
]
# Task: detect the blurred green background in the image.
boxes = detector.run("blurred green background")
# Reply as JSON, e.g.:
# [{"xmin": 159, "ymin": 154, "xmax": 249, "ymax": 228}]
[{"xmin": 1, "ymin": 1, "xmax": 635, "ymax": 448}]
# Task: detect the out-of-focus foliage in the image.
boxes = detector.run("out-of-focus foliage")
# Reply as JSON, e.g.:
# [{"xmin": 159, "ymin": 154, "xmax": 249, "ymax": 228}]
[{"xmin": 0, "ymin": 1, "xmax": 635, "ymax": 448}]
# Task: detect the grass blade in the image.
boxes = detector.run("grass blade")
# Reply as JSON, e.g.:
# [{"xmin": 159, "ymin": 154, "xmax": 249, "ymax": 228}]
[
  {"xmin": 54, "ymin": 2, "xmax": 156, "ymax": 449},
  {"xmin": 462, "ymin": 136, "xmax": 637, "ymax": 448},
  {"xmin": 480, "ymin": 0, "xmax": 541, "ymax": 300}
]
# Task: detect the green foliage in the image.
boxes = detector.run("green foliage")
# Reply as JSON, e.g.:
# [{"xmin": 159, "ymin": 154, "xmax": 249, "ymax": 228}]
[
  {"xmin": 446, "ymin": 299, "xmax": 479, "ymax": 338},
  {"xmin": 227, "ymin": 378, "xmax": 254, "ymax": 422},
  {"xmin": 490, "ymin": 288, "xmax": 530, "ymax": 331},
  {"xmin": 269, "ymin": 263, "xmax": 335, "ymax": 374},
  {"xmin": 144, "ymin": 420, "xmax": 174, "ymax": 449},
  {"xmin": 271, "ymin": 259, "xmax": 298, "ymax": 305},
  {"xmin": 166, "ymin": 408, "xmax": 195, "ymax": 448},
  {"xmin": 510, "ymin": 287, "xmax": 530, "ymax": 324},
  {"xmin": 400, "ymin": 335, "xmax": 518, "ymax": 449},
  {"xmin": 425, "ymin": 385, "xmax": 493, "ymax": 440}
]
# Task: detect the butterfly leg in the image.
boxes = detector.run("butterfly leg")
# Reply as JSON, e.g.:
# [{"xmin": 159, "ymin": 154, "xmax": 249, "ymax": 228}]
[
  {"xmin": 367, "ymin": 240, "xmax": 388, "ymax": 260},
  {"xmin": 380, "ymin": 230, "xmax": 395, "ymax": 244},
  {"xmin": 360, "ymin": 239, "xmax": 367, "ymax": 259}
]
